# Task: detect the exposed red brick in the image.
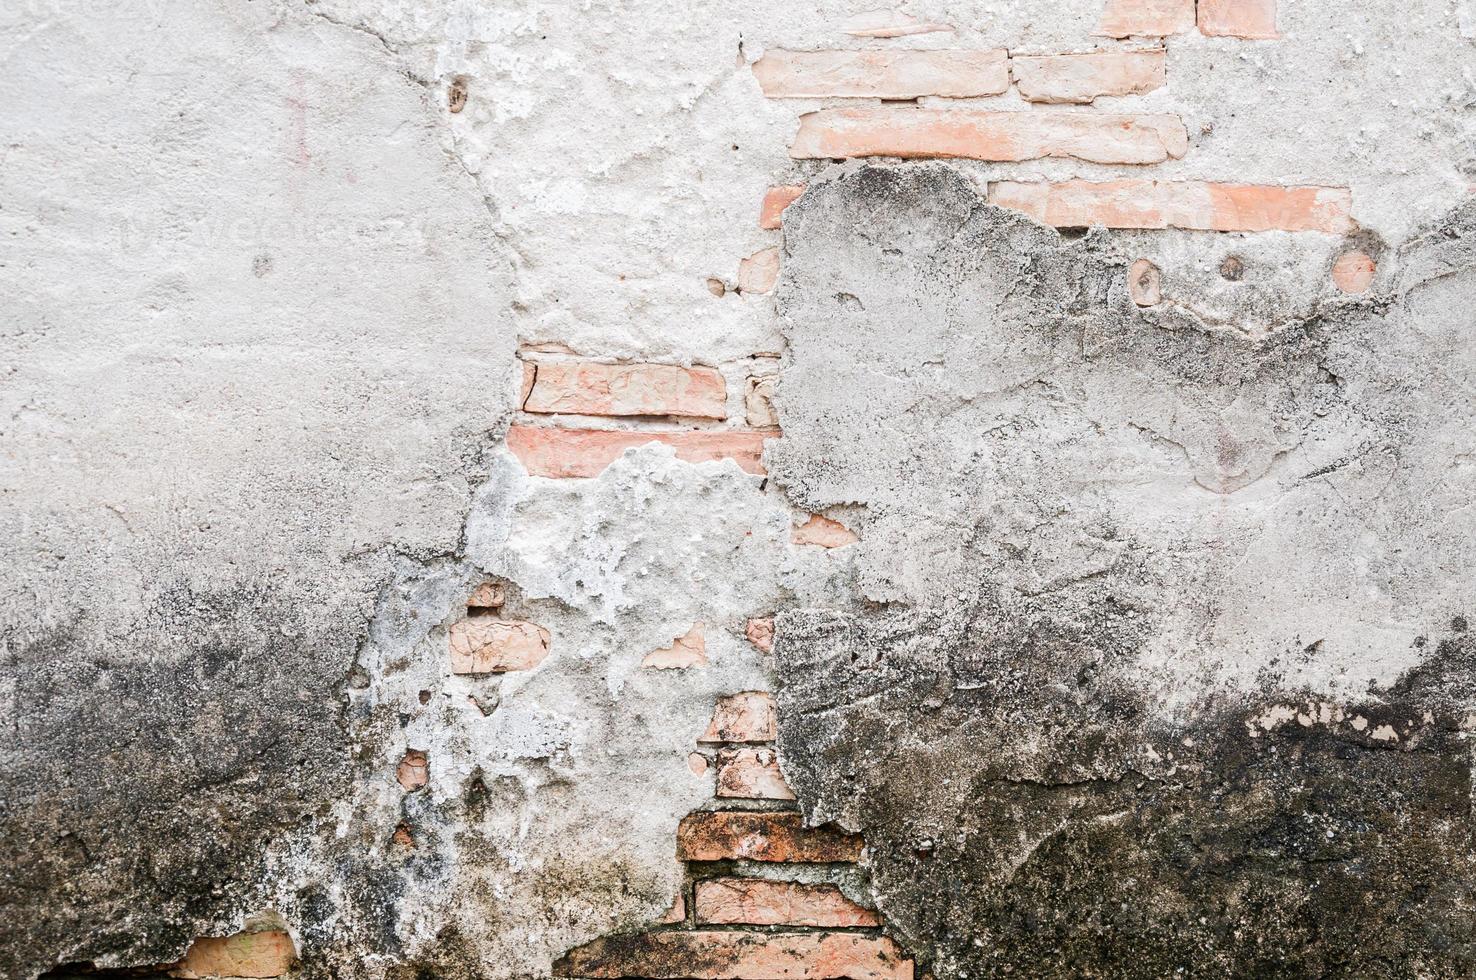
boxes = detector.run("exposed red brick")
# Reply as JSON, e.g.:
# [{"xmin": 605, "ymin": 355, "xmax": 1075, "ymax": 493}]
[
  {"xmin": 842, "ymin": 9, "xmax": 952, "ymax": 37},
  {"xmin": 716, "ymin": 747, "xmax": 796, "ymax": 800},
  {"xmin": 754, "ymin": 49, "xmax": 1008, "ymax": 100},
  {"xmin": 700, "ymin": 691, "xmax": 777, "ymax": 743},
  {"xmin": 791, "ymin": 107, "xmax": 1188, "ymax": 165},
  {"xmin": 676, "ymin": 811, "xmax": 863, "ymax": 863},
  {"xmin": 687, "ymin": 752, "xmax": 710, "ymax": 776},
  {"xmin": 643, "ymin": 622, "xmax": 707, "ymax": 669},
  {"xmin": 1332, "ymin": 251, "xmax": 1375, "ymax": 294},
  {"xmin": 554, "ymin": 931, "xmax": 911, "ymax": 980},
  {"xmin": 793, "ymin": 513, "xmax": 859, "ymax": 548},
  {"xmin": 522, "ymin": 360, "xmax": 727, "ymax": 420},
  {"xmin": 396, "ymin": 749, "xmax": 428, "ymax": 791},
  {"xmin": 1010, "ymin": 49, "xmax": 1165, "ymax": 104},
  {"xmin": 1095, "ymin": 0, "xmax": 1195, "ymax": 38},
  {"xmin": 745, "ymin": 617, "xmax": 775, "ymax": 654},
  {"xmin": 506, "ymin": 426, "xmax": 779, "ymax": 478},
  {"xmin": 467, "ymin": 581, "xmax": 505, "ymax": 610},
  {"xmin": 1198, "ymin": 0, "xmax": 1279, "ymax": 38},
  {"xmin": 660, "ymin": 891, "xmax": 687, "ymax": 924},
  {"xmin": 392, "ymin": 822, "xmax": 415, "ymax": 848},
  {"xmin": 760, "ymin": 185, "xmax": 805, "ymax": 229},
  {"xmin": 695, "ymin": 878, "xmax": 880, "ymax": 927},
  {"xmin": 990, "ymin": 179, "xmax": 1354, "ymax": 233},
  {"xmin": 449, "ymin": 619, "xmax": 550, "ymax": 674},
  {"xmin": 1129, "ymin": 259, "xmax": 1162, "ymax": 307},
  {"xmin": 738, "ymin": 247, "xmax": 781, "ymax": 294},
  {"xmin": 175, "ymin": 931, "xmax": 296, "ymax": 980}
]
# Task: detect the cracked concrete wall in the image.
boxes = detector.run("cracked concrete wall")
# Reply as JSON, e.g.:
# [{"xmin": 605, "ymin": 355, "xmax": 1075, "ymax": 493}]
[
  {"xmin": 772, "ymin": 165, "xmax": 1476, "ymax": 976},
  {"xmin": 1, "ymin": 0, "xmax": 517, "ymax": 973},
  {"xmin": 4, "ymin": 0, "xmax": 1476, "ymax": 977}
]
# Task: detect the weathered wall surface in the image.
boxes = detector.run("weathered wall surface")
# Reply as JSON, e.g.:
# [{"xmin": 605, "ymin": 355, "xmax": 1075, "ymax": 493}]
[
  {"xmin": 0, "ymin": 0, "xmax": 518, "ymax": 972},
  {"xmin": 3, "ymin": 0, "xmax": 1476, "ymax": 977},
  {"xmin": 773, "ymin": 165, "xmax": 1476, "ymax": 976}
]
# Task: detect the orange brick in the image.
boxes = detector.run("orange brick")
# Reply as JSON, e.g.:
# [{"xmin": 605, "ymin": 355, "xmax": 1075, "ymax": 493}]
[
  {"xmin": 700, "ymin": 691, "xmax": 777, "ymax": 743},
  {"xmin": 760, "ymin": 185, "xmax": 805, "ymax": 229},
  {"xmin": 448, "ymin": 619, "xmax": 550, "ymax": 674},
  {"xmin": 396, "ymin": 749, "xmax": 428, "ymax": 791},
  {"xmin": 792, "ymin": 513, "xmax": 859, "ymax": 548},
  {"xmin": 791, "ymin": 107, "xmax": 1188, "ymax": 165},
  {"xmin": 660, "ymin": 891, "xmax": 687, "ymax": 924},
  {"xmin": 1198, "ymin": 0, "xmax": 1279, "ymax": 39},
  {"xmin": 1010, "ymin": 49, "xmax": 1165, "ymax": 104},
  {"xmin": 753, "ymin": 49, "xmax": 1007, "ymax": 99},
  {"xmin": 745, "ymin": 617, "xmax": 775, "ymax": 654},
  {"xmin": 1332, "ymin": 251, "xmax": 1375, "ymax": 294},
  {"xmin": 990, "ymin": 179, "xmax": 1353, "ymax": 233},
  {"xmin": 1096, "ymin": 0, "xmax": 1195, "ymax": 37},
  {"xmin": 738, "ymin": 247, "xmax": 781, "ymax": 294},
  {"xmin": 1128, "ymin": 259, "xmax": 1162, "ymax": 307},
  {"xmin": 643, "ymin": 622, "xmax": 707, "ymax": 669},
  {"xmin": 676, "ymin": 811, "xmax": 863, "ymax": 863},
  {"xmin": 522, "ymin": 360, "xmax": 726, "ymax": 420},
  {"xmin": 716, "ymin": 747, "xmax": 796, "ymax": 800},
  {"xmin": 467, "ymin": 581, "xmax": 505, "ymax": 610},
  {"xmin": 175, "ymin": 931, "xmax": 296, "ymax": 979},
  {"xmin": 554, "ymin": 931, "xmax": 912, "ymax": 980},
  {"xmin": 695, "ymin": 878, "xmax": 879, "ymax": 927},
  {"xmin": 506, "ymin": 426, "xmax": 779, "ymax": 478}
]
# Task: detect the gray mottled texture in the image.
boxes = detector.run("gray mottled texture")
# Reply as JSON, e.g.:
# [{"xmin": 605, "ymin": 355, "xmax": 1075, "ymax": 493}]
[
  {"xmin": 770, "ymin": 164, "xmax": 1476, "ymax": 977},
  {"xmin": 7, "ymin": 0, "xmax": 1476, "ymax": 974},
  {"xmin": 0, "ymin": 0, "xmax": 515, "ymax": 974}
]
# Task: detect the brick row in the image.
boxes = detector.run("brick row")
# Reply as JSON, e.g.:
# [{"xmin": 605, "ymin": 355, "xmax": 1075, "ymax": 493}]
[
  {"xmin": 791, "ymin": 107, "xmax": 1188, "ymax": 165},
  {"xmin": 553, "ymin": 931, "xmax": 912, "ymax": 980},
  {"xmin": 695, "ymin": 878, "xmax": 879, "ymax": 928},
  {"xmin": 522, "ymin": 360, "xmax": 726, "ymax": 420},
  {"xmin": 754, "ymin": 48, "xmax": 1165, "ymax": 105},
  {"xmin": 1011, "ymin": 49, "xmax": 1164, "ymax": 104},
  {"xmin": 1098, "ymin": 0, "xmax": 1278, "ymax": 39},
  {"xmin": 677, "ymin": 811, "xmax": 863, "ymax": 863},
  {"xmin": 506, "ymin": 425, "xmax": 778, "ymax": 478},
  {"xmin": 990, "ymin": 179, "xmax": 1353, "ymax": 233}
]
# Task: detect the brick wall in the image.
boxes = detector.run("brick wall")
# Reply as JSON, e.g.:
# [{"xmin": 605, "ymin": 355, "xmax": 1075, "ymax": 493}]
[
  {"xmin": 493, "ymin": 3, "xmax": 1384, "ymax": 974},
  {"xmin": 555, "ymin": 692, "xmax": 915, "ymax": 980}
]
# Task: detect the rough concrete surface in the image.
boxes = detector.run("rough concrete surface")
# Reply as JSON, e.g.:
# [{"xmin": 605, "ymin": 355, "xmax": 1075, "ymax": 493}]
[
  {"xmin": 772, "ymin": 166, "xmax": 1476, "ymax": 977},
  {"xmin": 3, "ymin": 0, "xmax": 1476, "ymax": 977}
]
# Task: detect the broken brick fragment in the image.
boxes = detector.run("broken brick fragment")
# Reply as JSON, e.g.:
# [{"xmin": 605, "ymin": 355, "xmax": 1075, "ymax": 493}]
[
  {"xmin": 676, "ymin": 811, "xmax": 863, "ymax": 863},
  {"xmin": 643, "ymin": 623, "xmax": 707, "ymax": 669},
  {"xmin": 695, "ymin": 878, "xmax": 880, "ymax": 927},
  {"xmin": 716, "ymin": 747, "xmax": 796, "ymax": 800},
  {"xmin": 793, "ymin": 514, "xmax": 860, "ymax": 548},
  {"xmin": 449, "ymin": 619, "xmax": 550, "ymax": 674},
  {"xmin": 173, "ymin": 930, "xmax": 296, "ymax": 979},
  {"xmin": 396, "ymin": 749, "xmax": 428, "ymax": 791},
  {"xmin": 700, "ymin": 691, "xmax": 777, "ymax": 743},
  {"xmin": 553, "ymin": 931, "xmax": 911, "ymax": 980},
  {"xmin": 745, "ymin": 617, "xmax": 775, "ymax": 654}
]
